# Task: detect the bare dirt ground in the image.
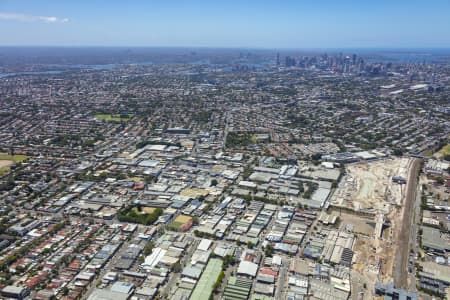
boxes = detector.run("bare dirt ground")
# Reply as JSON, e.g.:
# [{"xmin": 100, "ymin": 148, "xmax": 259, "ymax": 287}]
[
  {"xmin": 330, "ymin": 158, "xmax": 415, "ymax": 299},
  {"xmin": 336, "ymin": 211, "xmax": 374, "ymax": 236},
  {"xmin": 0, "ymin": 160, "xmax": 13, "ymax": 169},
  {"xmin": 332, "ymin": 158, "xmax": 410, "ymax": 212},
  {"xmin": 342, "ymin": 210, "xmax": 397, "ymax": 300}
]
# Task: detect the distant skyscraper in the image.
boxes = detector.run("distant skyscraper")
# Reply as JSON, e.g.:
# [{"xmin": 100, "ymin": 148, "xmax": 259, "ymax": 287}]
[
  {"xmin": 276, "ymin": 52, "xmax": 280, "ymax": 66},
  {"xmin": 285, "ymin": 56, "xmax": 296, "ymax": 67}
]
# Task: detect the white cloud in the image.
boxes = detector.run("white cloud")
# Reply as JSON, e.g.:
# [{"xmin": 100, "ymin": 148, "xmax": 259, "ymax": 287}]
[{"xmin": 0, "ymin": 12, "xmax": 69, "ymax": 23}]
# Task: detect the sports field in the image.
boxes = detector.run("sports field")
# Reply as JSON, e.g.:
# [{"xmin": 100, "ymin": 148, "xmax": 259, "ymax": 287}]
[
  {"xmin": 0, "ymin": 153, "xmax": 27, "ymax": 175},
  {"xmin": 171, "ymin": 215, "xmax": 193, "ymax": 230},
  {"xmin": 94, "ymin": 113, "xmax": 134, "ymax": 122},
  {"xmin": 0, "ymin": 153, "xmax": 28, "ymax": 163}
]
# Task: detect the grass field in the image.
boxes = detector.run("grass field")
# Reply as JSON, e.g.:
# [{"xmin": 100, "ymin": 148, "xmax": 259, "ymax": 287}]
[
  {"xmin": 438, "ymin": 144, "xmax": 450, "ymax": 156},
  {"xmin": 0, "ymin": 153, "xmax": 27, "ymax": 175},
  {"xmin": 118, "ymin": 206, "xmax": 163, "ymax": 225},
  {"xmin": 0, "ymin": 153, "xmax": 28, "ymax": 163},
  {"xmin": 170, "ymin": 215, "xmax": 193, "ymax": 231},
  {"xmin": 174, "ymin": 215, "xmax": 192, "ymax": 223},
  {"xmin": 170, "ymin": 221, "xmax": 184, "ymax": 230},
  {"xmin": 0, "ymin": 167, "xmax": 10, "ymax": 175},
  {"xmin": 94, "ymin": 113, "xmax": 134, "ymax": 122}
]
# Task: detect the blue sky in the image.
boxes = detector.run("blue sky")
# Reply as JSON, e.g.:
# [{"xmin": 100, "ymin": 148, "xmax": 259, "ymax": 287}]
[{"xmin": 0, "ymin": 0, "xmax": 449, "ymax": 48}]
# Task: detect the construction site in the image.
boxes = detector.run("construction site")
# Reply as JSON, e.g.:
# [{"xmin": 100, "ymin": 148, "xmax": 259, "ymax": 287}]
[
  {"xmin": 329, "ymin": 158, "xmax": 415, "ymax": 299},
  {"xmin": 331, "ymin": 158, "xmax": 411, "ymax": 212}
]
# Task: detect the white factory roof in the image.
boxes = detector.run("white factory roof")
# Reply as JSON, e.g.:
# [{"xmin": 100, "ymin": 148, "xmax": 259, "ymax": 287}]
[
  {"xmin": 272, "ymin": 255, "xmax": 282, "ymax": 266},
  {"xmin": 111, "ymin": 281, "xmax": 134, "ymax": 294},
  {"xmin": 141, "ymin": 247, "xmax": 166, "ymax": 269},
  {"xmin": 237, "ymin": 261, "xmax": 259, "ymax": 277},
  {"xmin": 355, "ymin": 151, "xmax": 377, "ymax": 160},
  {"xmin": 88, "ymin": 290, "xmax": 130, "ymax": 300},
  {"xmin": 145, "ymin": 144, "xmax": 167, "ymax": 151},
  {"xmin": 198, "ymin": 238, "xmax": 213, "ymax": 251},
  {"xmin": 239, "ymin": 180, "xmax": 257, "ymax": 189},
  {"xmin": 410, "ymin": 83, "xmax": 428, "ymax": 90}
]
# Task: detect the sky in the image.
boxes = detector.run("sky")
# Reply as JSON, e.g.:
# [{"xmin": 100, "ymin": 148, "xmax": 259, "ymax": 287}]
[{"xmin": 0, "ymin": 0, "xmax": 450, "ymax": 49}]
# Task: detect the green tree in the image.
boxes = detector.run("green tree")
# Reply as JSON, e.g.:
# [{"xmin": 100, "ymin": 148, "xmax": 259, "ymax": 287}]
[
  {"xmin": 172, "ymin": 261, "xmax": 182, "ymax": 273},
  {"xmin": 264, "ymin": 244, "xmax": 274, "ymax": 257},
  {"xmin": 61, "ymin": 286, "xmax": 69, "ymax": 296},
  {"xmin": 143, "ymin": 241, "xmax": 155, "ymax": 256},
  {"xmin": 392, "ymin": 148, "xmax": 403, "ymax": 156},
  {"xmin": 247, "ymin": 241, "xmax": 254, "ymax": 249}
]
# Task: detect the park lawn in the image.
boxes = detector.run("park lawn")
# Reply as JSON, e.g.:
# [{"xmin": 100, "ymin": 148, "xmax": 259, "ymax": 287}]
[
  {"xmin": 438, "ymin": 144, "xmax": 450, "ymax": 156},
  {"xmin": 174, "ymin": 215, "xmax": 192, "ymax": 223},
  {"xmin": 0, "ymin": 153, "xmax": 28, "ymax": 163},
  {"xmin": 118, "ymin": 206, "xmax": 163, "ymax": 225},
  {"xmin": 423, "ymin": 149, "xmax": 434, "ymax": 158},
  {"xmin": 94, "ymin": 113, "xmax": 134, "ymax": 122},
  {"xmin": 0, "ymin": 167, "xmax": 10, "ymax": 175},
  {"xmin": 170, "ymin": 215, "xmax": 193, "ymax": 230},
  {"xmin": 132, "ymin": 207, "xmax": 144, "ymax": 215}
]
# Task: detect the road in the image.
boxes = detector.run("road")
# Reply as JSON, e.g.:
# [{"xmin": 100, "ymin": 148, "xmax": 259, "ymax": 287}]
[
  {"xmin": 275, "ymin": 257, "xmax": 288, "ymax": 300},
  {"xmin": 393, "ymin": 158, "xmax": 421, "ymax": 288},
  {"xmin": 222, "ymin": 112, "xmax": 229, "ymax": 150}
]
